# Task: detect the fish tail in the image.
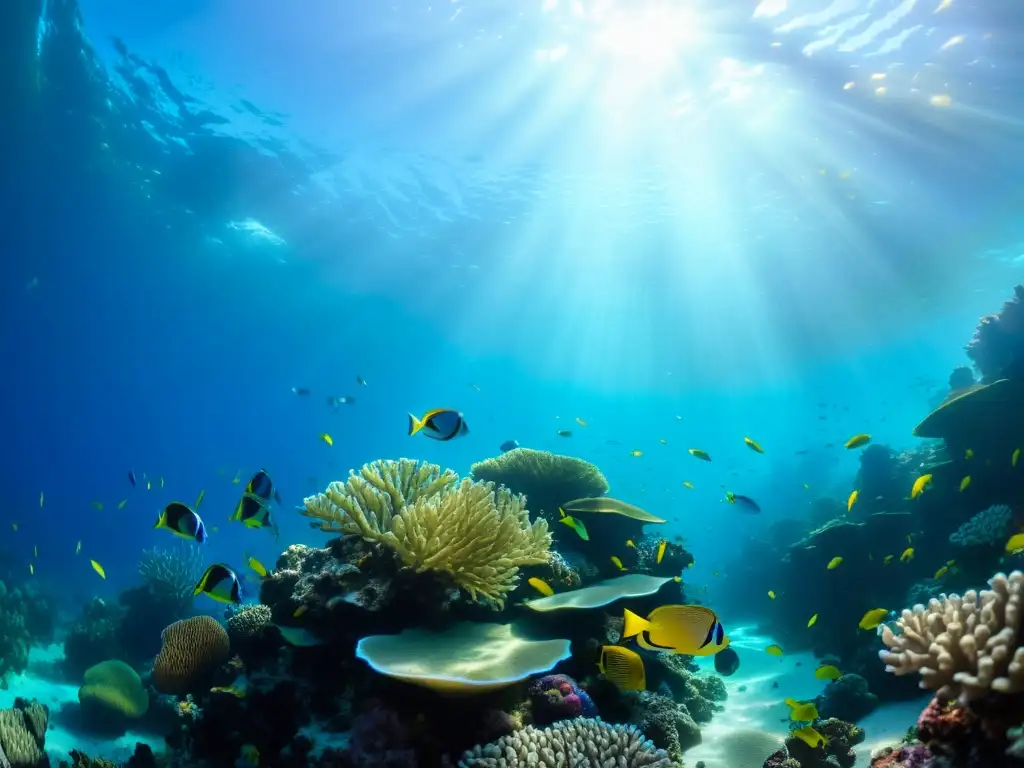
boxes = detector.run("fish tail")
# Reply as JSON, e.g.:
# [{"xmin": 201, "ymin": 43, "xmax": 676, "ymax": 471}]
[
  {"xmin": 408, "ymin": 413, "xmax": 424, "ymax": 436},
  {"xmin": 153, "ymin": 513, "xmax": 165, "ymax": 530},
  {"xmin": 623, "ymin": 609, "xmax": 649, "ymax": 639}
]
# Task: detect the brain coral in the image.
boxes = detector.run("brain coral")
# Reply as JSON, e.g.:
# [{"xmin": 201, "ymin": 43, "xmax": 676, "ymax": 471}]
[
  {"xmin": 152, "ymin": 615, "xmax": 230, "ymax": 695},
  {"xmin": 78, "ymin": 659, "xmax": 149, "ymax": 718},
  {"xmin": 880, "ymin": 570, "xmax": 1024, "ymax": 702},
  {"xmin": 459, "ymin": 718, "xmax": 672, "ymax": 767}
]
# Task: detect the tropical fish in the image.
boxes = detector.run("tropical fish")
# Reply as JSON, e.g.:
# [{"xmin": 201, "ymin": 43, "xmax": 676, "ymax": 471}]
[
  {"xmin": 598, "ymin": 645, "xmax": 646, "ymax": 691},
  {"xmin": 792, "ymin": 726, "xmax": 828, "ymax": 748},
  {"xmin": 276, "ymin": 625, "xmax": 324, "ymax": 647},
  {"xmin": 320, "ymin": 433, "xmax": 334, "ymax": 446},
  {"xmin": 911, "ymin": 474, "xmax": 933, "ymax": 499},
  {"xmin": 965, "ymin": 448, "xmax": 974, "ymax": 460},
  {"xmin": 768, "ymin": 590, "xmax": 776, "ymax": 600},
  {"xmin": 623, "ymin": 605, "xmax": 727, "ymax": 656},
  {"xmin": 556, "ymin": 429, "xmax": 573, "ymax": 437},
  {"xmin": 75, "ymin": 540, "xmax": 81, "ymax": 554},
  {"xmin": 28, "ymin": 564, "xmax": 33, "ymax": 576},
  {"xmin": 744, "ymin": 437, "xmax": 765, "ymax": 454},
  {"xmin": 859, "ymin": 608, "xmax": 888, "ymax": 630},
  {"xmin": 499, "ymin": 440, "xmax": 519, "ymax": 452},
  {"xmin": 90, "ymin": 560, "xmax": 106, "ymax": 579},
  {"xmin": 1006, "ymin": 533, "xmax": 1024, "ymax": 553},
  {"xmin": 408, "ymin": 409, "xmax": 469, "ymax": 441},
  {"xmin": 38, "ymin": 492, "xmax": 43, "ymax": 508},
  {"xmin": 159, "ymin": 476, "xmax": 165, "ymax": 489},
  {"xmin": 326, "ymin": 396, "xmax": 355, "ymax": 408},
  {"xmin": 883, "ymin": 554, "xmax": 895, "ymax": 565},
  {"xmin": 231, "ymin": 495, "xmax": 277, "ymax": 535},
  {"xmin": 847, "ymin": 490, "xmax": 858, "ymax": 513},
  {"xmin": 714, "ymin": 647, "xmax": 740, "ymax": 676},
  {"xmin": 528, "ymin": 577, "xmax": 554, "ymax": 596},
  {"xmin": 1014, "ymin": 448, "xmax": 1021, "ymax": 468},
  {"xmin": 785, "ymin": 698, "xmax": 820, "ymax": 722},
  {"xmin": 246, "ymin": 555, "xmax": 268, "ymax": 579},
  {"xmin": 611, "ymin": 556, "xmax": 627, "ymax": 572},
  {"xmin": 293, "ymin": 605, "xmax": 309, "ymax": 618},
  {"xmin": 688, "ymin": 449, "xmax": 712, "ymax": 462},
  {"xmin": 33, "ymin": 545, "xmax": 38, "ymax": 558},
  {"xmin": 658, "ymin": 438, "xmax": 667, "ymax": 445},
  {"xmin": 844, "ymin": 434, "xmax": 871, "ymax": 449},
  {"xmin": 291, "ymin": 386, "xmax": 311, "ymax": 396},
  {"xmin": 682, "ymin": 481, "xmax": 694, "ymax": 489},
  {"xmin": 210, "ymin": 686, "xmax": 246, "ymax": 698},
  {"xmin": 558, "ymin": 513, "xmax": 590, "ymax": 541},
  {"xmin": 625, "ymin": 540, "xmax": 636, "ymax": 549},
  {"xmin": 10, "ymin": 524, "xmax": 16, "ymax": 532},
  {"xmin": 935, "ymin": 565, "xmax": 950, "ymax": 579},
  {"xmin": 827, "ymin": 557, "xmax": 843, "ymax": 570},
  {"xmin": 90, "ymin": 501, "xmax": 103, "ymax": 511},
  {"xmin": 900, "ymin": 547, "xmax": 914, "ymax": 563},
  {"xmin": 724, "ymin": 491, "xmax": 761, "ymax": 514},
  {"xmin": 959, "ymin": 476, "xmax": 971, "ymax": 492},
  {"xmin": 246, "ymin": 469, "xmax": 283, "ymax": 505},
  {"xmin": 117, "ymin": 499, "xmax": 127, "ymax": 509},
  {"xmin": 807, "ymin": 614, "xmax": 818, "ymax": 628},
  {"xmin": 656, "ymin": 540, "xmax": 667, "ymax": 564},
  {"xmin": 815, "ymin": 664, "xmax": 842, "ymax": 681},
  {"xmin": 630, "ymin": 449, "xmax": 643, "ymax": 457},
  {"xmin": 155, "ymin": 500, "xmax": 208, "ymax": 543},
  {"xmin": 356, "ymin": 375, "xmax": 368, "ymax": 387},
  {"xmin": 576, "ymin": 417, "xmax": 588, "ymax": 427},
  {"xmin": 193, "ymin": 564, "xmax": 243, "ymax": 604},
  {"xmin": 765, "ymin": 644, "xmax": 784, "ymax": 656}
]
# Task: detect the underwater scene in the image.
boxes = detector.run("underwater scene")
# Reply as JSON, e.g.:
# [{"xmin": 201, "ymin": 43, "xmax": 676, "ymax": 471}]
[{"xmin": 6, "ymin": 0, "xmax": 1024, "ymax": 766}]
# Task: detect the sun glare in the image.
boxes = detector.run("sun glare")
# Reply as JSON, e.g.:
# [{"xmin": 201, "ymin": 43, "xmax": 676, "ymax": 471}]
[{"xmin": 593, "ymin": 5, "xmax": 704, "ymax": 80}]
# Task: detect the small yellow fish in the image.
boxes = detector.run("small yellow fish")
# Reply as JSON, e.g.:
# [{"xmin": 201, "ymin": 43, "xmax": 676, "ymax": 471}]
[
  {"xmin": 293, "ymin": 605, "xmax": 308, "ymax": 618},
  {"xmin": 792, "ymin": 726, "xmax": 828, "ymax": 749},
  {"xmin": 859, "ymin": 608, "xmax": 888, "ymax": 630},
  {"xmin": 598, "ymin": 645, "xmax": 646, "ymax": 691},
  {"xmin": 960, "ymin": 475, "xmax": 971, "ymax": 492},
  {"xmin": 75, "ymin": 540, "xmax": 81, "ymax": 555},
  {"xmin": 768, "ymin": 590, "xmax": 776, "ymax": 599},
  {"xmin": 1006, "ymin": 533, "xmax": 1024, "ymax": 553},
  {"xmin": 844, "ymin": 434, "xmax": 871, "ymax": 449},
  {"xmin": 10, "ymin": 523, "xmax": 16, "ymax": 532},
  {"xmin": 658, "ymin": 438, "xmax": 667, "ymax": 445},
  {"xmin": 160, "ymin": 476, "xmax": 165, "ymax": 488},
  {"xmin": 246, "ymin": 555, "xmax": 268, "ymax": 578},
  {"xmin": 965, "ymin": 448, "xmax": 974, "ymax": 460},
  {"xmin": 29, "ymin": 564, "xmax": 34, "ymax": 576},
  {"xmin": 630, "ymin": 450, "xmax": 643, "ymax": 457},
  {"xmin": 117, "ymin": 498, "xmax": 127, "ymax": 509},
  {"xmin": 146, "ymin": 481, "xmax": 151, "ymax": 490},
  {"xmin": 656, "ymin": 540, "xmax": 667, "ymax": 564},
  {"xmin": 90, "ymin": 560, "xmax": 106, "ymax": 579},
  {"xmin": 934, "ymin": 565, "xmax": 949, "ymax": 579},
  {"xmin": 1014, "ymin": 448, "xmax": 1021, "ymax": 468},
  {"xmin": 528, "ymin": 577, "xmax": 554, "ymax": 596},
  {"xmin": 847, "ymin": 490, "xmax": 858, "ymax": 513},
  {"xmin": 765, "ymin": 644, "xmax": 784, "ymax": 656},
  {"xmin": 210, "ymin": 686, "xmax": 246, "ymax": 698},
  {"xmin": 883, "ymin": 554, "xmax": 895, "ymax": 566},
  {"xmin": 785, "ymin": 698, "xmax": 820, "ymax": 721},
  {"xmin": 815, "ymin": 664, "xmax": 842, "ymax": 681},
  {"xmin": 320, "ymin": 433, "xmax": 333, "ymax": 446},
  {"xmin": 688, "ymin": 448, "xmax": 712, "ymax": 462},
  {"xmin": 611, "ymin": 556, "xmax": 627, "ymax": 572},
  {"xmin": 803, "ymin": 483, "xmax": 810, "ymax": 490},
  {"xmin": 90, "ymin": 501, "xmax": 103, "ymax": 511},
  {"xmin": 911, "ymin": 474, "xmax": 933, "ymax": 499},
  {"xmin": 682, "ymin": 481, "xmax": 694, "ymax": 489},
  {"xmin": 826, "ymin": 556, "xmax": 843, "ymax": 570},
  {"xmin": 575, "ymin": 417, "xmax": 588, "ymax": 427},
  {"xmin": 744, "ymin": 437, "xmax": 765, "ymax": 454},
  {"xmin": 558, "ymin": 514, "xmax": 590, "ymax": 541},
  {"xmin": 900, "ymin": 547, "xmax": 914, "ymax": 563},
  {"xmin": 39, "ymin": 492, "xmax": 44, "ymax": 508},
  {"xmin": 625, "ymin": 540, "xmax": 636, "ymax": 549},
  {"xmin": 672, "ymin": 576, "xmax": 681, "ymax": 583},
  {"xmin": 807, "ymin": 613, "xmax": 818, "ymax": 628}
]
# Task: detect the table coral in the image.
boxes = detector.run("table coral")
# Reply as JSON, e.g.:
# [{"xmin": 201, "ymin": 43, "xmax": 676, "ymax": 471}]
[{"xmin": 527, "ymin": 674, "xmax": 596, "ymax": 724}]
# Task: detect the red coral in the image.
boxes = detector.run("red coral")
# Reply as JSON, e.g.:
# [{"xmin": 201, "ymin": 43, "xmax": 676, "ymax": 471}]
[
  {"xmin": 916, "ymin": 696, "xmax": 974, "ymax": 745},
  {"xmin": 870, "ymin": 744, "xmax": 932, "ymax": 768}
]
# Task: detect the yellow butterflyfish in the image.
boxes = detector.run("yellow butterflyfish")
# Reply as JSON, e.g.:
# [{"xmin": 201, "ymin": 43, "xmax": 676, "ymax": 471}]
[
  {"xmin": 682, "ymin": 481, "xmax": 694, "ymax": 489},
  {"xmin": 29, "ymin": 564, "xmax": 34, "ymax": 576},
  {"xmin": 765, "ymin": 644, "xmax": 783, "ymax": 656},
  {"xmin": 792, "ymin": 726, "xmax": 828, "ymax": 748},
  {"xmin": 815, "ymin": 664, "xmax": 841, "ymax": 681},
  {"xmin": 630, "ymin": 450, "xmax": 643, "ymax": 457},
  {"xmin": 623, "ymin": 605, "xmax": 727, "ymax": 656},
  {"xmin": 965, "ymin": 448, "xmax": 974, "ymax": 460},
  {"xmin": 625, "ymin": 540, "xmax": 636, "ymax": 549},
  {"xmin": 1006, "ymin": 533, "xmax": 1024, "ymax": 553},
  {"xmin": 293, "ymin": 605, "xmax": 309, "ymax": 618},
  {"xmin": 598, "ymin": 645, "xmax": 646, "ymax": 691}
]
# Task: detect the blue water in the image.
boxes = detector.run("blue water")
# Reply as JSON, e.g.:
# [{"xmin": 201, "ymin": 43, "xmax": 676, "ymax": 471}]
[{"xmin": 3, "ymin": 0, "xmax": 1023, "ymax": 621}]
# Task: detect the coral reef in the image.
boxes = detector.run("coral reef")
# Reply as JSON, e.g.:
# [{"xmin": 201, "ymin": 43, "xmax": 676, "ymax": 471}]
[
  {"xmin": 527, "ymin": 674, "xmax": 596, "ymax": 724},
  {"xmin": 226, "ymin": 604, "xmax": 272, "ymax": 644},
  {"xmin": 966, "ymin": 284, "xmax": 1024, "ymax": 382},
  {"xmin": 62, "ymin": 598, "xmax": 122, "ymax": 681},
  {"xmin": 302, "ymin": 460, "xmax": 551, "ymax": 607},
  {"xmin": 815, "ymin": 673, "xmax": 879, "ymax": 722},
  {"xmin": 138, "ymin": 542, "xmax": 205, "ymax": 607},
  {"xmin": 764, "ymin": 718, "xmax": 864, "ymax": 768},
  {"xmin": 0, "ymin": 698, "xmax": 48, "ymax": 768},
  {"xmin": 626, "ymin": 690, "xmax": 702, "ymax": 760},
  {"xmin": 469, "ymin": 448, "xmax": 610, "ymax": 520},
  {"xmin": 0, "ymin": 582, "xmax": 32, "ymax": 688},
  {"xmin": 949, "ymin": 504, "xmax": 1012, "ymax": 547},
  {"xmin": 459, "ymin": 718, "xmax": 673, "ymax": 767}
]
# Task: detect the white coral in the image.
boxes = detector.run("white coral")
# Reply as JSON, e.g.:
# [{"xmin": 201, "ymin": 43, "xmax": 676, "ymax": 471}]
[{"xmin": 879, "ymin": 570, "xmax": 1024, "ymax": 702}]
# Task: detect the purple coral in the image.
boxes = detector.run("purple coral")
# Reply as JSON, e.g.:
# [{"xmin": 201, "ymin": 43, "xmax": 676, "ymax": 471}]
[
  {"xmin": 965, "ymin": 284, "xmax": 1024, "ymax": 382},
  {"xmin": 870, "ymin": 744, "xmax": 933, "ymax": 768},
  {"xmin": 527, "ymin": 674, "xmax": 597, "ymax": 724}
]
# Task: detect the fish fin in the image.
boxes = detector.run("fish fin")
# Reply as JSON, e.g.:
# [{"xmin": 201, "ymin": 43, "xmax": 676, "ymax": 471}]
[
  {"xmin": 623, "ymin": 609, "xmax": 649, "ymax": 639},
  {"xmin": 193, "ymin": 572, "xmax": 209, "ymax": 596},
  {"xmin": 408, "ymin": 413, "xmax": 424, "ymax": 436},
  {"xmin": 153, "ymin": 514, "xmax": 165, "ymax": 530}
]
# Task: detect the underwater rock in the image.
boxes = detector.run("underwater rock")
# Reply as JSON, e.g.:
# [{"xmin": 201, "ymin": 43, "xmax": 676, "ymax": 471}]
[
  {"xmin": 526, "ymin": 674, "xmax": 596, "ymax": 724},
  {"xmin": 773, "ymin": 718, "xmax": 864, "ymax": 768},
  {"xmin": 815, "ymin": 673, "xmax": 878, "ymax": 723}
]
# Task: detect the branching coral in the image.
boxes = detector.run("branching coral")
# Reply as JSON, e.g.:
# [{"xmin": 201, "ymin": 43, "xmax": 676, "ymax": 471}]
[
  {"xmin": 303, "ymin": 464, "xmax": 551, "ymax": 607},
  {"xmin": 459, "ymin": 718, "xmax": 672, "ymax": 767},
  {"xmin": 138, "ymin": 542, "xmax": 205, "ymax": 605},
  {"xmin": 879, "ymin": 570, "xmax": 1024, "ymax": 702},
  {"xmin": 949, "ymin": 504, "xmax": 1012, "ymax": 547}
]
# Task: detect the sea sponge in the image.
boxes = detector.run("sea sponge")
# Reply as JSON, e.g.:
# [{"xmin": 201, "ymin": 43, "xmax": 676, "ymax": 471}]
[
  {"xmin": 0, "ymin": 698, "xmax": 48, "ymax": 767},
  {"xmin": 469, "ymin": 448, "xmax": 610, "ymax": 517},
  {"xmin": 356, "ymin": 622, "xmax": 571, "ymax": 694},
  {"xmin": 226, "ymin": 604, "xmax": 272, "ymax": 642},
  {"xmin": 458, "ymin": 718, "xmax": 672, "ymax": 767},
  {"xmin": 78, "ymin": 660, "xmax": 149, "ymax": 718},
  {"xmin": 152, "ymin": 615, "xmax": 230, "ymax": 695},
  {"xmin": 879, "ymin": 570, "xmax": 1024, "ymax": 702},
  {"xmin": 304, "ymin": 471, "xmax": 551, "ymax": 607},
  {"xmin": 949, "ymin": 504, "xmax": 1012, "ymax": 547}
]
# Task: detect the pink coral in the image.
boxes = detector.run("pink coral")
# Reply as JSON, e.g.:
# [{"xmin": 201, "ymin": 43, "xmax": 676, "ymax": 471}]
[
  {"xmin": 527, "ymin": 675, "xmax": 596, "ymax": 725},
  {"xmin": 869, "ymin": 744, "xmax": 932, "ymax": 768},
  {"xmin": 916, "ymin": 696, "xmax": 974, "ymax": 745}
]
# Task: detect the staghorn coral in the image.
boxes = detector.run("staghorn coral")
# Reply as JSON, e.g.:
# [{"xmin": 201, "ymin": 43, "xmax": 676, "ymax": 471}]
[
  {"xmin": 225, "ymin": 604, "xmax": 272, "ymax": 642},
  {"xmin": 304, "ymin": 468, "xmax": 551, "ymax": 607},
  {"xmin": 949, "ymin": 504, "xmax": 1012, "ymax": 547},
  {"xmin": 0, "ymin": 698, "xmax": 48, "ymax": 768},
  {"xmin": 459, "ymin": 718, "xmax": 673, "ymax": 767},
  {"xmin": 879, "ymin": 570, "xmax": 1024, "ymax": 702},
  {"xmin": 152, "ymin": 615, "xmax": 230, "ymax": 696},
  {"xmin": 469, "ymin": 448, "xmax": 610, "ymax": 519}
]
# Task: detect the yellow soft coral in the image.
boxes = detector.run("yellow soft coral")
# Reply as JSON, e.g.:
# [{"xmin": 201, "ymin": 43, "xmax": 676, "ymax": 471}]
[{"xmin": 302, "ymin": 463, "xmax": 551, "ymax": 607}]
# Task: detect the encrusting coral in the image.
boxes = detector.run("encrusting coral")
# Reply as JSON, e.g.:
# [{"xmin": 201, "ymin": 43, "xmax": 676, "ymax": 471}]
[
  {"xmin": 458, "ymin": 718, "xmax": 673, "ymax": 767},
  {"xmin": 302, "ymin": 459, "xmax": 551, "ymax": 607},
  {"xmin": 879, "ymin": 570, "xmax": 1024, "ymax": 702},
  {"xmin": 949, "ymin": 504, "xmax": 1012, "ymax": 547}
]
